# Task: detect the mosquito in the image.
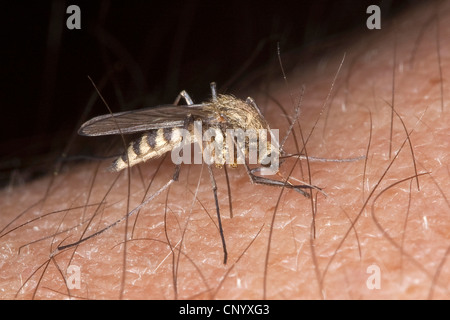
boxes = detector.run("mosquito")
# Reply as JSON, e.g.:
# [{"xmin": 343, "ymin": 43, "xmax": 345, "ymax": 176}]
[{"xmin": 70, "ymin": 82, "xmax": 316, "ymax": 264}]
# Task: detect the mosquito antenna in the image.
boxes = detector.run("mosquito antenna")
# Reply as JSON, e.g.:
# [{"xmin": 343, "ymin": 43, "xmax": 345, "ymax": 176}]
[{"xmin": 277, "ymin": 43, "xmax": 303, "ymax": 153}]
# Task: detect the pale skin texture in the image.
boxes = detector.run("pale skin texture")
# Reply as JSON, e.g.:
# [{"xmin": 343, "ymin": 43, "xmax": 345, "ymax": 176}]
[{"xmin": 1, "ymin": 2, "xmax": 449, "ymax": 299}]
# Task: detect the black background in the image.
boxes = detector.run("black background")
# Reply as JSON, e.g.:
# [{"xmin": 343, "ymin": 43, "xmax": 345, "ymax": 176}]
[{"xmin": 0, "ymin": 0, "xmax": 420, "ymax": 185}]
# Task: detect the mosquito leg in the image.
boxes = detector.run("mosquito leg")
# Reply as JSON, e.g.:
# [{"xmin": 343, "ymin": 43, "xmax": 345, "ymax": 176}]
[
  {"xmin": 55, "ymin": 175, "xmax": 177, "ymax": 253},
  {"xmin": 56, "ymin": 115, "xmax": 192, "ymax": 253},
  {"xmin": 208, "ymin": 82, "xmax": 234, "ymax": 218},
  {"xmin": 223, "ymin": 164, "xmax": 234, "ymax": 219},
  {"xmin": 230, "ymin": 133, "xmax": 314, "ymax": 198},
  {"xmin": 207, "ymin": 164, "xmax": 228, "ymax": 264},
  {"xmin": 210, "ymin": 82, "xmax": 218, "ymax": 101},
  {"xmin": 245, "ymin": 97, "xmax": 266, "ymax": 120},
  {"xmin": 242, "ymin": 157, "xmax": 320, "ymax": 198},
  {"xmin": 250, "ymin": 172, "xmax": 312, "ymax": 197},
  {"xmin": 251, "ymin": 165, "xmax": 326, "ymax": 196},
  {"xmin": 173, "ymin": 90, "xmax": 194, "ymax": 106}
]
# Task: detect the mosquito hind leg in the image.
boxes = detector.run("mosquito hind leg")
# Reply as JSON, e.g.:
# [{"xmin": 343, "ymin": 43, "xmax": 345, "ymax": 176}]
[{"xmin": 244, "ymin": 162, "xmax": 323, "ymax": 198}]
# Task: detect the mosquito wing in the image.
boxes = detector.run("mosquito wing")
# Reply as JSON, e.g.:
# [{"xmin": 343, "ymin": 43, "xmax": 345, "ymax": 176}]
[{"xmin": 79, "ymin": 104, "xmax": 211, "ymax": 136}]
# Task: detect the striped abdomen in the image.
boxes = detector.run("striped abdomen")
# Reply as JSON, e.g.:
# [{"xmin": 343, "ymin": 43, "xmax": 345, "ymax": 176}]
[{"xmin": 111, "ymin": 127, "xmax": 188, "ymax": 171}]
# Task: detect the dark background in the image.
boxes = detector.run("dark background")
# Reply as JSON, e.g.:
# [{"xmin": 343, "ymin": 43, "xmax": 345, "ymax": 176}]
[{"xmin": 0, "ymin": 0, "xmax": 420, "ymax": 185}]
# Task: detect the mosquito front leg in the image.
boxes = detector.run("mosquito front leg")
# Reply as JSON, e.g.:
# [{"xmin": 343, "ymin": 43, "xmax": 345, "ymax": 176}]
[
  {"xmin": 246, "ymin": 166, "xmax": 312, "ymax": 198},
  {"xmin": 229, "ymin": 132, "xmax": 313, "ymax": 197}
]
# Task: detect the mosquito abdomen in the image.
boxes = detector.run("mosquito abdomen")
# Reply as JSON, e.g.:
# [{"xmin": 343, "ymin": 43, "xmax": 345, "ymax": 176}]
[{"xmin": 111, "ymin": 127, "xmax": 185, "ymax": 171}]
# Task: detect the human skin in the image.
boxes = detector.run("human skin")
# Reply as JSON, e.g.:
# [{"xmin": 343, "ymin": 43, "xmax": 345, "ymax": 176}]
[{"xmin": 1, "ymin": 2, "xmax": 449, "ymax": 299}]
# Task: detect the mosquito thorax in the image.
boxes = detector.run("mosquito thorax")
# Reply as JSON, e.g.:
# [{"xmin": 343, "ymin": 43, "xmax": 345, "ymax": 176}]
[{"xmin": 205, "ymin": 94, "xmax": 271, "ymax": 132}]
